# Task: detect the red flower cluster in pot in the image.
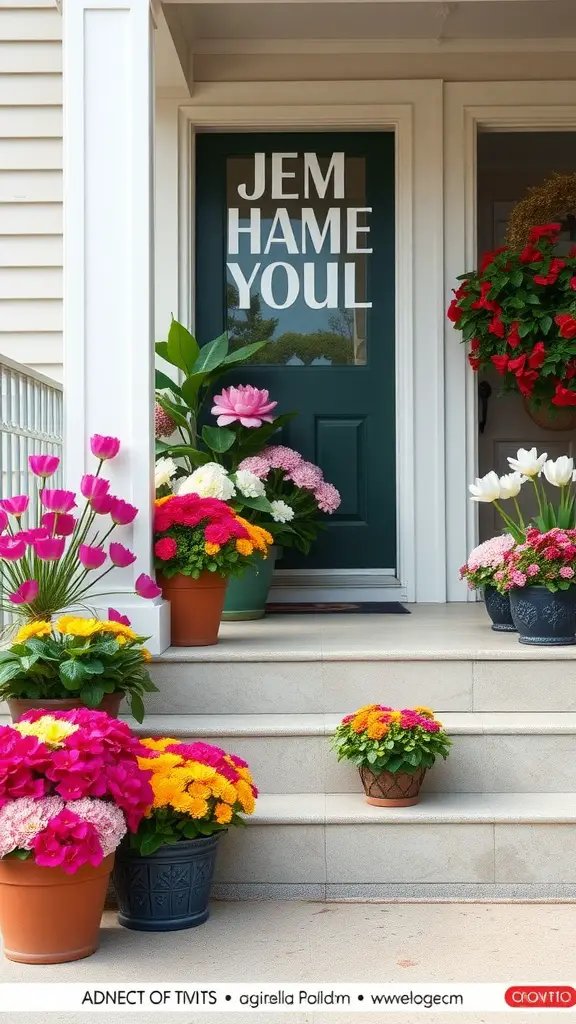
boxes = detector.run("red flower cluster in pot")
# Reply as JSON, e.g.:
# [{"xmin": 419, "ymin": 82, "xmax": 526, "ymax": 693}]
[
  {"xmin": 447, "ymin": 223, "xmax": 576, "ymax": 408},
  {"xmin": 495, "ymin": 527, "xmax": 576, "ymax": 594}
]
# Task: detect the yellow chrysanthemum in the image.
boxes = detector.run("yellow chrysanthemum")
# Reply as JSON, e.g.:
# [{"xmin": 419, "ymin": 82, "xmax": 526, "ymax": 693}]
[
  {"xmin": 236, "ymin": 538, "xmax": 253, "ymax": 556},
  {"xmin": 55, "ymin": 616, "xmax": 100, "ymax": 637},
  {"xmin": 215, "ymin": 802, "xmax": 233, "ymax": 825},
  {"xmin": 188, "ymin": 781, "xmax": 212, "ymax": 800},
  {"xmin": 351, "ymin": 713, "xmax": 370, "ymax": 734},
  {"xmin": 354, "ymin": 704, "xmax": 380, "ymax": 714},
  {"xmin": 15, "ymin": 620, "xmax": 52, "ymax": 643},
  {"xmin": 140, "ymin": 737, "xmax": 179, "ymax": 752},
  {"xmin": 98, "ymin": 621, "xmax": 138, "ymax": 641},
  {"xmin": 235, "ymin": 779, "xmax": 255, "ymax": 815},
  {"xmin": 210, "ymin": 776, "xmax": 238, "ymax": 804},
  {"xmin": 16, "ymin": 716, "xmax": 79, "ymax": 748},
  {"xmin": 176, "ymin": 795, "xmax": 209, "ymax": 819},
  {"xmin": 140, "ymin": 647, "xmax": 152, "ymax": 663},
  {"xmin": 138, "ymin": 751, "xmax": 183, "ymax": 774},
  {"xmin": 388, "ymin": 711, "xmax": 402, "ymax": 723},
  {"xmin": 205, "ymin": 542, "xmax": 221, "ymax": 555},
  {"xmin": 234, "ymin": 515, "xmax": 272, "ymax": 553},
  {"xmin": 366, "ymin": 721, "xmax": 390, "ymax": 740},
  {"xmin": 414, "ymin": 706, "xmax": 435, "ymax": 720}
]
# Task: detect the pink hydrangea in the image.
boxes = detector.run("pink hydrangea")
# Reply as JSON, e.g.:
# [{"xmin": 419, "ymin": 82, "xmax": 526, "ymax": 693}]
[
  {"xmin": 32, "ymin": 808, "xmax": 103, "ymax": 874},
  {"xmin": 315, "ymin": 482, "xmax": 341, "ymax": 514},
  {"xmin": 0, "ymin": 796, "xmax": 64, "ymax": 857},
  {"xmin": 526, "ymin": 564, "xmax": 540, "ymax": 576},
  {"xmin": 466, "ymin": 534, "xmax": 515, "ymax": 572},
  {"xmin": 288, "ymin": 460, "xmax": 324, "ymax": 490},
  {"xmin": 0, "ymin": 727, "xmax": 50, "ymax": 808},
  {"xmin": 236, "ymin": 456, "xmax": 270, "ymax": 479},
  {"xmin": 510, "ymin": 570, "xmax": 527, "ymax": 587},
  {"xmin": 66, "ymin": 798, "xmax": 126, "ymax": 857},
  {"xmin": 261, "ymin": 446, "xmax": 303, "ymax": 473},
  {"xmin": 559, "ymin": 566, "xmax": 575, "ymax": 579}
]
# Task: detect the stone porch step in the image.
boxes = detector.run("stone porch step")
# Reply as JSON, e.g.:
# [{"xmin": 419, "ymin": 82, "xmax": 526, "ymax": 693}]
[
  {"xmin": 212, "ymin": 791, "xmax": 576, "ymax": 900},
  {"xmin": 133, "ymin": 713, "xmax": 576, "ymax": 794}
]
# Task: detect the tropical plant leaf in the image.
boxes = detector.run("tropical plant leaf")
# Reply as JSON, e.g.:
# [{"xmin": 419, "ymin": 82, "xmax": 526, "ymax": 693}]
[
  {"xmin": 238, "ymin": 494, "xmax": 275, "ymax": 514},
  {"xmin": 202, "ymin": 425, "xmax": 236, "ymax": 454},
  {"xmin": 167, "ymin": 319, "xmax": 199, "ymax": 374},
  {"xmin": 181, "ymin": 372, "xmax": 208, "ymax": 410},
  {"xmin": 190, "ymin": 333, "xmax": 229, "ymax": 374},
  {"xmin": 221, "ymin": 340, "xmax": 268, "ymax": 365},
  {"xmin": 129, "ymin": 692, "xmax": 145, "ymax": 724},
  {"xmin": 155, "ymin": 341, "xmax": 170, "ymax": 362},
  {"xmin": 155, "ymin": 369, "xmax": 182, "ymax": 396},
  {"xmin": 59, "ymin": 659, "xmax": 89, "ymax": 689},
  {"xmin": 155, "ymin": 445, "xmax": 211, "ymax": 465},
  {"xmin": 80, "ymin": 678, "xmax": 105, "ymax": 708}
]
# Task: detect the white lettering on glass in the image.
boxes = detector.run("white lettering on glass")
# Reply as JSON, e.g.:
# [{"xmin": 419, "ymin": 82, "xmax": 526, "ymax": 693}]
[
  {"xmin": 228, "ymin": 208, "xmax": 262, "ymax": 255},
  {"xmin": 346, "ymin": 208, "xmax": 373, "ymax": 254},
  {"xmin": 271, "ymin": 153, "xmax": 298, "ymax": 199},
  {"xmin": 303, "ymin": 263, "xmax": 339, "ymax": 309},
  {"xmin": 344, "ymin": 262, "xmax": 370, "ymax": 308},
  {"xmin": 260, "ymin": 262, "xmax": 300, "ymax": 309},
  {"xmin": 304, "ymin": 152, "xmax": 345, "ymax": 199},
  {"xmin": 264, "ymin": 209, "xmax": 299, "ymax": 255},
  {"xmin": 237, "ymin": 153, "xmax": 265, "ymax": 201},
  {"xmin": 227, "ymin": 262, "xmax": 261, "ymax": 308},
  {"xmin": 301, "ymin": 209, "xmax": 340, "ymax": 255}
]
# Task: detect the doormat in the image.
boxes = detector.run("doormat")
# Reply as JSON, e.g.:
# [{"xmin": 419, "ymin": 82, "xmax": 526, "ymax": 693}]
[{"xmin": 265, "ymin": 602, "xmax": 410, "ymax": 615}]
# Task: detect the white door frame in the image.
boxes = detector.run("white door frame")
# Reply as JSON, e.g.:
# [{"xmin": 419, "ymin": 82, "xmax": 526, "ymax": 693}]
[
  {"xmin": 444, "ymin": 81, "xmax": 576, "ymax": 601},
  {"xmin": 155, "ymin": 80, "xmax": 446, "ymax": 602}
]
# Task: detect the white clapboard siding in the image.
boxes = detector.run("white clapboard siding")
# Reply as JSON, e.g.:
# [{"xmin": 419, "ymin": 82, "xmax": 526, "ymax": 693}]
[
  {"xmin": 0, "ymin": 75, "xmax": 61, "ymax": 105},
  {"xmin": 0, "ymin": 9, "xmax": 61, "ymax": 41},
  {"xmin": 0, "ymin": 299, "xmax": 61, "ymax": 332},
  {"xmin": 0, "ymin": 203, "xmax": 62, "ymax": 234},
  {"xmin": 0, "ymin": 267, "xmax": 62, "ymax": 299},
  {"xmin": 0, "ymin": 4, "xmax": 62, "ymax": 376},
  {"xmin": 0, "ymin": 235, "xmax": 62, "ymax": 267},
  {"xmin": 0, "ymin": 169, "xmax": 62, "ymax": 202}
]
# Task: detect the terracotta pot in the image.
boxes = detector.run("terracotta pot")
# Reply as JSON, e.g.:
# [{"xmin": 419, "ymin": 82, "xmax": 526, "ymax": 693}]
[
  {"xmin": 523, "ymin": 397, "xmax": 576, "ymax": 431},
  {"xmin": 0, "ymin": 854, "xmax": 114, "ymax": 964},
  {"xmin": 359, "ymin": 766, "xmax": 427, "ymax": 807},
  {"xmin": 159, "ymin": 571, "xmax": 228, "ymax": 646},
  {"xmin": 7, "ymin": 692, "xmax": 124, "ymax": 723}
]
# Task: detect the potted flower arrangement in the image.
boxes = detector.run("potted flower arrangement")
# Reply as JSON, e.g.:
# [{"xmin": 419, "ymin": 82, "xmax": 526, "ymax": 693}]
[
  {"xmin": 153, "ymin": 492, "xmax": 270, "ymax": 645},
  {"xmin": 448, "ymin": 221, "xmax": 576, "ymax": 423},
  {"xmin": 0, "ymin": 614, "xmax": 157, "ymax": 723},
  {"xmin": 0, "ymin": 434, "xmax": 161, "ymax": 716},
  {"xmin": 113, "ymin": 738, "xmax": 257, "ymax": 931},
  {"xmin": 459, "ymin": 535, "xmax": 516, "ymax": 631},
  {"xmin": 0, "ymin": 709, "xmax": 152, "ymax": 963},
  {"xmin": 495, "ymin": 527, "xmax": 576, "ymax": 645},
  {"xmin": 331, "ymin": 705, "xmax": 451, "ymax": 807}
]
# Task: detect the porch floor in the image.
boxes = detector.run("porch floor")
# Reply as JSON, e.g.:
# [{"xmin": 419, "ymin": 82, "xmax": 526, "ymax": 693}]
[{"xmin": 158, "ymin": 602, "xmax": 576, "ymax": 662}]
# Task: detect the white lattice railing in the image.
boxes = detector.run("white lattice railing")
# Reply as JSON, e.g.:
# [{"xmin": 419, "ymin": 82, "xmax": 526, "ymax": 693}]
[{"xmin": 1, "ymin": 355, "xmax": 63, "ymax": 629}]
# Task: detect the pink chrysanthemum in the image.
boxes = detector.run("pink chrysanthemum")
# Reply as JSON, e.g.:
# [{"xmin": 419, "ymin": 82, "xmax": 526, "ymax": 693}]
[
  {"xmin": 237, "ymin": 456, "xmax": 270, "ymax": 479},
  {"xmin": 0, "ymin": 795, "xmax": 64, "ymax": 857},
  {"xmin": 559, "ymin": 566, "xmax": 575, "ymax": 579},
  {"xmin": 466, "ymin": 534, "xmax": 515, "ymax": 572},
  {"xmin": 288, "ymin": 461, "xmax": 324, "ymax": 490},
  {"xmin": 32, "ymin": 808, "xmax": 103, "ymax": 874},
  {"xmin": 261, "ymin": 446, "xmax": 303, "ymax": 473},
  {"xmin": 66, "ymin": 798, "xmax": 126, "ymax": 857},
  {"xmin": 314, "ymin": 481, "xmax": 341, "ymax": 514}
]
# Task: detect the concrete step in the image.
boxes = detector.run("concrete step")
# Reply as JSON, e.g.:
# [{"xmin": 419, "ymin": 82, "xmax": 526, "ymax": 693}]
[
  {"xmin": 132, "ymin": 713, "xmax": 576, "ymax": 794},
  {"xmin": 212, "ymin": 791, "xmax": 576, "ymax": 900}
]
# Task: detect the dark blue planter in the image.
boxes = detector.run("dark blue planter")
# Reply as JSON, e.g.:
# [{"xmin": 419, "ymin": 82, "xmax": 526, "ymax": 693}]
[
  {"xmin": 112, "ymin": 835, "xmax": 221, "ymax": 931},
  {"xmin": 509, "ymin": 586, "xmax": 576, "ymax": 646},
  {"xmin": 483, "ymin": 586, "xmax": 516, "ymax": 632}
]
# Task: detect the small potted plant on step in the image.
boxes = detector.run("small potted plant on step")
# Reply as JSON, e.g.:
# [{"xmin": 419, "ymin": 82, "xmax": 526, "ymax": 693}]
[
  {"xmin": 459, "ymin": 534, "xmax": 516, "ymax": 631},
  {"xmin": 331, "ymin": 705, "xmax": 452, "ymax": 806},
  {"xmin": 0, "ymin": 614, "xmax": 157, "ymax": 723},
  {"xmin": 0, "ymin": 709, "xmax": 153, "ymax": 964},
  {"xmin": 113, "ymin": 738, "xmax": 257, "ymax": 930}
]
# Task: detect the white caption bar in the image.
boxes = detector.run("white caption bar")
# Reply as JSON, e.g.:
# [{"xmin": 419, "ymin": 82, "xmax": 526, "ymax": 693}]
[{"xmin": 1, "ymin": 983, "xmax": 576, "ymax": 1013}]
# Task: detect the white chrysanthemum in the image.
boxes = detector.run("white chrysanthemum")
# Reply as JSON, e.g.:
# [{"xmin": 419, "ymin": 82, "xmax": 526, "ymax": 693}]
[
  {"xmin": 155, "ymin": 456, "xmax": 177, "ymax": 490},
  {"xmin": 270, "ymin": 500, "xmax": 294, "ymax": 523},
  {"xmin": 177, "ymin": 462, "xmax": 236, "ymax": 501},
  {"xmin": 234, "ymin": 469, "xmax": 266, "ymax": 499}
]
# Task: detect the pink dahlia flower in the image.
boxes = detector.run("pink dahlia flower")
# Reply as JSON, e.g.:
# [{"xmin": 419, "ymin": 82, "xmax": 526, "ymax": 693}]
[
  {"xmin": 289, "ymin": 460, "xmax": 324, "ymax": 491},
  {"xmin": 32, "ymin": 808, "xmax": 103, "ymax": 874},
  {"xmin": 261, "ymin": 446, "xmax": 302, "ymax": 473},
  {"xmin": 29, "ymin": 454, "xmax": 60, "ymax": 478},
  {"xmin": 90, "ymin": 434, "xmax": 120, "ymax": 461},
  {"xmin": 0, "ymin": 795, "xmax": 64, "ymax": 857},
  {"xmin": 154, "ymin": 537, "xmax": 177, "ymax": 561},
  {"xmin": 9, "ymin": 580, "xmax": 39, "ymax": 605},
  {"xmin": 211, "ymin": 385, "xmax": 277, "ymax": 428},
  {"xmin": 0, "ymin": 495, "xmax": 29, "ymax": 518},
  {"xmin": 315, "ymin": 482, "xmax": 341, "ymax": 514},
  {"xmin": 65, "ymin": 798, "xmax": 126, "ymax": 857}
]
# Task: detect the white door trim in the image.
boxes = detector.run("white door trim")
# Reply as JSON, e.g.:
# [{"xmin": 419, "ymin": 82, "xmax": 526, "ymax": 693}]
[
  {"xmin": 155, "ymin": 80, "xmax": 446, "ymax": 602},
  {"xmin": 444, "ymin": 81, "xmax": 576, "ymax": 600}
]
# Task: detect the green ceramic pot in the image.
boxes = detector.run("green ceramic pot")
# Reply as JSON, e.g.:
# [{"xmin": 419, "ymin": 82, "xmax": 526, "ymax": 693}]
[{"xmin": 222, "ymin": 547, "xmax": 279, "ymax": 621}]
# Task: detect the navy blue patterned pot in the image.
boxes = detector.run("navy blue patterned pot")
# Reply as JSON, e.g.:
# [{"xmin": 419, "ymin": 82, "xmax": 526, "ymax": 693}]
[
  {"xmin": 509, "ymin": 586, "xmax": 576, "ymax": 646},
  {"xmin": 113, "ymin": 835, "xmax": 221, "ymax": 931},
  {"xmin": 483, "ymin": 586, "xmax": 516, "ymax": 633}
]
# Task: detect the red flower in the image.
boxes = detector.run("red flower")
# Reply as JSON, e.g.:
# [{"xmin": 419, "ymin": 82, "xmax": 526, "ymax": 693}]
[
  {"xmin": 508, "ymin": 353, "xmax": 526, "ymax": 375},
  {"xmin": 507, "ymin": 321, "xmax": 521, "ymax": 348},
  {"xmin": 470, "ymin": 338, "xmax": 480, "ymax": 352},
  {"xmin": 528, "ymin": 342, "xmax": 546, "ymax": 369},
  {"xmin": 516, "ymin": 371, "xmax": 539, "ymax": 397},
  {"xmin": 468, "ymin": 354, "xmax": 480, "ymax": 371},
  {"xmin": 543, "ymin": 545, "xmax": 562, "ymax": 561},
  {"xmin": 519, "ymin": 245, "xmax": 543, "ymax": 264},
  {"xmin": 454, "ymin": 283, "xmax": 469, "ymax": 300},
  {"xmin": 555, "ymin": 314, "xmax": 576, "ymax": 339},
  {"xmin": 529, "ymin": 223, "xmax": 562, "ymax": 243},
  {"xmin": 479, "ymin": 247, "xmax": 507, "ymax": 274},
  {"xmin": 491, "ymin": 354, "xmax": 509, "ymax": 375},
  {"xmin": 154, "ymin": 537, "xmax": 178, "ymax": 561},
  {"xmin": 488, "ymin": 313, "xmax": 505, "ymax": 338},
  {"xmin": 447, "ymin": 298, "xmax": 462, "ymax": 323},
  {"xmin": 566, "ymin": 359, "xmax": 576, "ymax": 380},
  {"xmin": 534, "ymin": 258, "xmax": 565, "ymax": 286},
  {"xmin": 471, "ymin": 280, "xmax": 499, "ymax": 312},
  {"xmin": 204, "ymin": 522, "xmax": 233, "ymax": 545},
  {"xmin": 570, "ymin": 277, "xmax": 576, "ymax": 290},
  {"xmin": 553, "ymin": 384, "xmax": 576, "ymax": 407}
]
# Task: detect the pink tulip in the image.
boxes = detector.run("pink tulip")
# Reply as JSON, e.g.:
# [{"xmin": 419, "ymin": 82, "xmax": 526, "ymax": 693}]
[
  {"xmin": 109, "ymin": 542, "xmax": 136, "ymax": 567},
  {"xmin": 41, "ymin": 512, "xmax": 76, "ymax": 537},
  {"xmin": 0, "ymin": 536, "xmax": 26, "ymax": 560},
  {"xmin": 110, "ymin": 497, "xmax": 138, "ymax": 526},
  {"xmin": 211, "ymin": 384, "xmax": 277, "ymax": 428},
  {"xmin": 29, "ymin": 454, "xmax": 60, "ymax": 478},
  {"xmin": 20, "ymin": 527, "xmax": 49, "ymax": 545},
  {"xmin": 9, "ymin": 580, "xmax": 39, "ymax": 605},
  {"xmin": 0, "ymin": 510, "xmax": 7, "ymax": 533},
  {"xmin": 34, "ymin": 536, "xmax": 66, "ymax": 561},
  {"xmin": 81, "ymin": 474, "xmax": 110, "ymax": 501},
  {"xmin": 41, "ymin": 489, "xmax": 77, "ymax": 514},
  {"xmin": 91, "ymin": 492, "xmax": 114, "ymax": 516},
  {"xmin": 135, "ymin": 573, "xmax": 162, "ymax": 599},
  {"xmin": 90, "ymin": 434, "xmax": 120, "ymax": 460},
  {"xmin": 108, "ymin": 607, "xmax": 131, "ymax": 626},
  {"xmin": 0, "ymin": 495, "xmax": 29, "ymax": 518},
  {"xmin": 78, "ymin": 544, "xmax": 107, "ymax": 570}
]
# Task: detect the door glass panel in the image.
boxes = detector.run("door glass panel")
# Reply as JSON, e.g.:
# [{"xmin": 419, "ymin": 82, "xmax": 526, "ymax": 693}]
[{"xmin": 225, "ymin": 152, "xmax": 370, "ymax": 365}]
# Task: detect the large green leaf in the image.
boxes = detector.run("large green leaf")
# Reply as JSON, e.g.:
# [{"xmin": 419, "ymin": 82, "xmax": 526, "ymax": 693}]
[
  {"xmin": 202, "ymin": 425, "xmax": 236, "ymax": 454},
  {"xmin": 155, "ymin": 341, "xmax": 170, "ymax": 362},
  {"xmin": 59, "ymin": 659, "xmax": 88, "ymax": 690},
  {"xmin": 155, "ymin": 445, "xmax": 210, "ymax": 465},
  {"xmin": 0, "ymin": 661, "xmax": 24, "ymax": 688},
  {"xmin": 129, "ymin": 692, "xmax": 145, "ymax": 724},
  {"xmin": 238, "ymin": 494, "xmax": 275, "ymax": 514},
  {"xmin": 155, "ymin": 369, "xmax": 182, "ymax": 397},
  {"xmin": 167, "ymin": 319, "xmax": 199, "ymax": 374},
  {"xmin": 80, "ymin": 678, "xmax": 105, "ymax": 708},
  {"xmin": 190, "ymin": 332, "xmax": 229, "ymax": 374},
  {"xmin": 221, "ymin": 340, "xmax": 268, "ymax": 366},
  {"xmin": 181, "ymin": 372, "xmax": 209, "ymax": 410}
]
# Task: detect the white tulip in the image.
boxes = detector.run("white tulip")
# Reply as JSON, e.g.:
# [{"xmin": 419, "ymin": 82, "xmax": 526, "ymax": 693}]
[
  {"xmin": 507, "ymin": 447, "xmax": 547, "ymax": 478},
  {"xmin": 177, "ymin": 462, "xmax": 236, "ymax": 501},
  {"xmin": 543, "ymin": 456, "xmax": 574, "ymax": 487},
  {"xmin": 154, "ymin": 456, "xmax": 176, "ymax": 490},
  {"xmin": 469, "ymin": 471, "xmax": 502, "ymax": 503},
  {"xmin": 498, "ymin": 472, "xmax": 524, "ymax": 500}
]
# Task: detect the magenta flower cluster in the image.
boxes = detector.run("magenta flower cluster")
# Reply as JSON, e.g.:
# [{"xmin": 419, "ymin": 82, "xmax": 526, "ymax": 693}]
[
  {"xmin": 0, "ymin": 711, "xmax": 153, "ymax": 874},
  {"xmin": 238, "ymin": 446, "xmax": 341, "ymax": 514}
]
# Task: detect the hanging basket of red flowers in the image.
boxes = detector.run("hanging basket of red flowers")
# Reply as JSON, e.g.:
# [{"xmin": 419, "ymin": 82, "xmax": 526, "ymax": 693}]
[{"xmin": 448, "ymin": 222, "xmax": 576, "ymax": 410}]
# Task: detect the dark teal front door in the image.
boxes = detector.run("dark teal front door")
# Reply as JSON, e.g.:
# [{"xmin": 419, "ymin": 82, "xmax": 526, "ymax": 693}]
[{"xmin": 196, "ymin": 132, "xmax": 396, "ymax": 571}]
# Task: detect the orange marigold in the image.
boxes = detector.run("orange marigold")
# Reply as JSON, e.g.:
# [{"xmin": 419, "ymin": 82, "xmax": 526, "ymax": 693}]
[
  {"xmin": 236, "ymin": 538, "xmax": 253, "ymax": 556},
  {"xmin": 236, "ymin": 779, "xmax": 256, "ymax": 814},
  {"xmin": 366, "ymin": 720, "xmax": 390, "ymax": 740},
  {"xmin": 215, "ymin": 802, "xmax": 233, "ymax": 825},
  {"xmin": 351, "ymin": 713, "xmax": 370, "ymax": 733},
  {"xmin": 414, "ymin": 706, "xmax": 435, "ymax": 719},
  {"xmin": 205, "ymin": 541, "xmax": 221, "ymax": 555}
]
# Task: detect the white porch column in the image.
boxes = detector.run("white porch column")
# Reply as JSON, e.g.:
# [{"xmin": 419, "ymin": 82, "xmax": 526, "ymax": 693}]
[{"xmin": 63, "ymin": 0, "xmax": 170, "ymax": 653}]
